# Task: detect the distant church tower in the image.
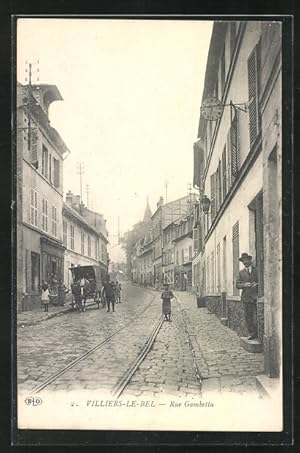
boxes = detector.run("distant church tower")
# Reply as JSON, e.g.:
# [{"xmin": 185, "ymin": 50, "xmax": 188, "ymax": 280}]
[{"xmin": 143, "ymin": 196, "xmax": 152, "ymax": 223}]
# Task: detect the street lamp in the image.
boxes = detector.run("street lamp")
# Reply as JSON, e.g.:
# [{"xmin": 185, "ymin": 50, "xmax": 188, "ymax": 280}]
[{"xmin": 200, "ymin": 195, "xmax": 211, "ymax": 215}]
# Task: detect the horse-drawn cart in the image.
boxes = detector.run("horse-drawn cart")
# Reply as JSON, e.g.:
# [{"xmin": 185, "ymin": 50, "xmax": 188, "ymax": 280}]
[{"xmin": 69, "ymin": 265, "xmax": 104, "ymax": 311}]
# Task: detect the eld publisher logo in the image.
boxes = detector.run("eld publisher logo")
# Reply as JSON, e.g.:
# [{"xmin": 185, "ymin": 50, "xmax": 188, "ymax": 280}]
[{"xmin": 25, "ymin": 396, "xmax": 42, "ymax": 406}]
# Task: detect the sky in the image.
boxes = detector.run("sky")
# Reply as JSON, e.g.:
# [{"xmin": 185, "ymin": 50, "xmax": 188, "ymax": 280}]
[{"xmin": 17, "ymin": 19, "xmax": 212, "ymax": 261}]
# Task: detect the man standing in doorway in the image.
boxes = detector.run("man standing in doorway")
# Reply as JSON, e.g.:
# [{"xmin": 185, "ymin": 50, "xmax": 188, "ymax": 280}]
[{"xmin": 236, "ymin": 253, "xmax": 259, "ymax": 340}]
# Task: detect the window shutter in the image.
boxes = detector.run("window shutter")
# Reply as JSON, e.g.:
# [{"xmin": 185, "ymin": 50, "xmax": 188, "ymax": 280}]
[
  {"xmin": 54, "ymin": 159, "xmax": 60, "ymax": 188},
  {"xmin": 193, "ymin": 227, "xmax": 199, "ymax": 251},
  {"xmin": 230, "ymin": 104, "xmax": 239, "ymax": 180},
  {"xmin": 247, "ymin": 43, "xmax": 261, "ymax": 146},
  {"xmin": 210, "ymin": 172, "xmax": 217, "ymax": 220},
  {"xmin": 222, "ymin": 146, "xmax": 227, "ymax": 198}
]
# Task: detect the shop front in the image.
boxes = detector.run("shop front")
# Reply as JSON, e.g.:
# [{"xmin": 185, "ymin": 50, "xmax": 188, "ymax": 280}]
[{"xmin": 40, "ymin": 236, "xmax": 65, "ymax": 285}]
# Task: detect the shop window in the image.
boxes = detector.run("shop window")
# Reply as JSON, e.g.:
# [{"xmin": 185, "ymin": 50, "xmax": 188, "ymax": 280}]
[{"xmin": 31, "ymin": 252, "xmax": 40, "ymax": 292}]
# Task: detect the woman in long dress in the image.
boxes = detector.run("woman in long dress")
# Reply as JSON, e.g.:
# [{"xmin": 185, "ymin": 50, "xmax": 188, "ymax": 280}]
[{"xmin": 161, "ymin": 283, "xmax": 174, "ymax": 322}]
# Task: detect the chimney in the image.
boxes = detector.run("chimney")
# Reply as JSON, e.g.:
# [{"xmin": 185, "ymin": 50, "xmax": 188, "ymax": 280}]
[
  {"xmin": 66, "ymin": 190, "xmax": 73, "ymax": 205},
  {"xmin": 157, "ymin": 196, "xmax": 164, "ymax": 209}
]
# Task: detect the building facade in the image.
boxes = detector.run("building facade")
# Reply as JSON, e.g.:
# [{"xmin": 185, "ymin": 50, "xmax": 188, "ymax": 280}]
[
  {"xmin": 162, "ymin": 222, "xmax": 175, "ymax": 287},
  {"xmin": 17, "ymin": 83, "xmax": 69, "ymax": 312},
  {"xmin": 173, "ymin": 214, "xmax": 194, "ymax": 290},
  {"xmin": 152, "ymin": 195, "xmax": 195, "ymax": 285},
  {"xmin": 192, "ymin": 21, "xmax": 282, "ymax": 379},
  {"xmin": 63, "ymin": 191, "xmax": 109, "ymax": 288}
]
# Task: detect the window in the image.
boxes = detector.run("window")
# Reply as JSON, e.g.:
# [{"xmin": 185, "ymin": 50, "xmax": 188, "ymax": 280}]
[
  {"xmin": 247, "ymin": 42, "xmax": 261, "ymax": 146},
  {"xmin": 42, "ymin": 198, "xmax": 48, "ymax": 232},
  {"xmin": 70, "ymin": 225, "xmax": 75, "ymax": 250},
  {"xmin": 101, "ymin": 244, "xmax": 105, "ymax": 262},
  {"xmin": 51, "ymin": 206, "xmax": 57, "ymax": 237},
  {"xmin": 189, "ymin": 245, "xmax": 192, "ymax": 261},
  {"xmin": 88, "ymin": 235, "xmax": 91, "ymax": 257},
  {"xmin": 31, "ymin": 252, "xmax": 40, "ymax": 292},
  {"xmin": 63, "ymin": 220, "xmax": 68, "ymax": 247},
  {"xmin": 181, "ymin": 249, "xmax": 184, "ymax": 264},
  {"xmin": 42, "ymin": 145, "xmax": 48, "ymax": 178},
  {"xmin": 53, "ymin": 158, "xmax": 60, "ymax": 188},
  {"xmin": 232, "ymin": 221, "xmax": 240, "ymax": 295},
  {"xmin": 81, "ymin": 231, "xmax": 85, "ymax": 254},
  {"xmin": 176, "ymin": 250, "xmax": 179, "ymax": 265},
  {"xmin": 30, "ymin": 188, "xmax": 38, "ymax": 226}
]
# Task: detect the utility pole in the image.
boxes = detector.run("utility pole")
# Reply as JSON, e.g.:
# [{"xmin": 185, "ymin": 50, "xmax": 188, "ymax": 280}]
[
  {"xmin": 23, "ymin": 60, "xmax": 40, "ymax": 151},
  {"xmin": 86, "ymin": 184, "xmax": 90, "ymax": 208},
  {"xmin": 187, "ymin": 182, "xmax": 193, "ymax": 213},
  {"xmin": 165, "ymin": 180, "xmax": 168, "ymax": 204},
  {"xmin": 76, "ymin": 162, "xmax": 85, "ymax": 213}
]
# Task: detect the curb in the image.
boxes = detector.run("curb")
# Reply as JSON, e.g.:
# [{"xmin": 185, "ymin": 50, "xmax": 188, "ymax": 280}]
[{"xmin": 17, "ymin": 301, "xmax": 97, "ymax": 328}]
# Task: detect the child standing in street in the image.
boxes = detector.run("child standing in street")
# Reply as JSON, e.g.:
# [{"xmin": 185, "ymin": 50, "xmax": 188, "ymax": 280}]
[
  {"xmin": 41, "ymin": 282, "xmax": 49, "ymax": 312},
  {"xmin": 161, "ymin": 283, "xmax": 174, "ymax": 322}
]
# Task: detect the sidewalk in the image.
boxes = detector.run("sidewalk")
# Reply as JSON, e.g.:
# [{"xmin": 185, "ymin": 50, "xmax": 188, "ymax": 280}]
[
  {"xmin": 17, "ymin": 298, "xmax": 95, "ymax": 328},
  {"xmin": 174, "ymin": 291, "xmax": 264, "ymax": 395}
]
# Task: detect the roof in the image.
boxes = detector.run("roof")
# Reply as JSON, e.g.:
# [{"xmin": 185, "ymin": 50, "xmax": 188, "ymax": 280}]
[
  {"xmin": 197, "ymin": 21, "xmax": 227, "ymax": 139},
  {"xmin": 17, "ymin": 82, "xmax": 70, "ymax": 156},
  {"xmin": 63, "ymin": 202, "xmax": 100, "ymax": 237}
]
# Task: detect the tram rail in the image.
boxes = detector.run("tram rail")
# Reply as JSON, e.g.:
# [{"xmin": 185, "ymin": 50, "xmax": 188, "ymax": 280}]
[{"xmin": 28, "ymin": 284, "xmax": 162, "ymax": 397}]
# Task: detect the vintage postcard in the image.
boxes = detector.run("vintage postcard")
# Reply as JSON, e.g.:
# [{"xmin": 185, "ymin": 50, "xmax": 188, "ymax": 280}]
[{"xmin": 15, "ymin": 17, "xmax": 284, "ymax": 433}]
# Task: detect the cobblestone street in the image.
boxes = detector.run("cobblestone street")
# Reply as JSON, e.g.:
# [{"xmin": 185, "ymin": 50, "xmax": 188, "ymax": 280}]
[{"xmin": 18, "ymin": 284, "xmax": 264, "ymax": 399}]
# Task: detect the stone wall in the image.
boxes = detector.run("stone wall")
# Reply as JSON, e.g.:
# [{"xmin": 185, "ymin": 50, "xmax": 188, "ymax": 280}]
[{"xmin": 206, "ymin": 295, "xmax": 264, "ymax": 341}]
